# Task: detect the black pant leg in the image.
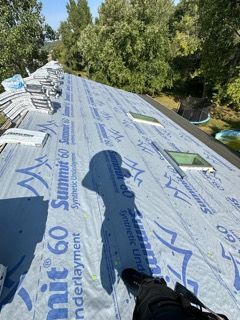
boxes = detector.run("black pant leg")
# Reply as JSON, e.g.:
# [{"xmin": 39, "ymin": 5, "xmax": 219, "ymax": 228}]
[{"xmin": 132, "ymin": 279, "xmax": 191, "ymax": 320}]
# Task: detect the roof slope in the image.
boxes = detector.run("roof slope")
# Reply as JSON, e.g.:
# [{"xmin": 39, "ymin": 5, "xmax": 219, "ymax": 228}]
[{"xmin": 0, "ymin": 70, "xmax": 239, "ymax": 319}]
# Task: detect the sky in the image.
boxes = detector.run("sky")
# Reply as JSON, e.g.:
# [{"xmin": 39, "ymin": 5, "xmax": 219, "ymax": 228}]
[
  {"xmin": 41, "ymin": 0, "xmax": 179, "ymax": 31},
  {"xmin": 41, "ymin": 0, "xmax": 103, "ymax": 30}
]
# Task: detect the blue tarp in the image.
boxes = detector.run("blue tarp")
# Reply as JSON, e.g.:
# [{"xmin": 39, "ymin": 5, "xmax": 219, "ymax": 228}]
[{"xmin": 1, "ymin": 74, "xmax": 25, "ymax": 92}]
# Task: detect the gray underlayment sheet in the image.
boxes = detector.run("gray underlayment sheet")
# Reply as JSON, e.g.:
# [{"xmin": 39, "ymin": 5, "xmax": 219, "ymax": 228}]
[{"xmin": 0, "ymin": 73, "xmax": 240, "ymax": 319}]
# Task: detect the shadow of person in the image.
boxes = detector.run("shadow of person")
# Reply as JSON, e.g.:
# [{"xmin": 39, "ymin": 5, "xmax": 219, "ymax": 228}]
[
  {"xmin": 82, "ymin": 150, "xmax": 152, "ymax": 295},
  {"xmin": 0, "ymin": 196, "xmax": 48, "ymax": 309}
]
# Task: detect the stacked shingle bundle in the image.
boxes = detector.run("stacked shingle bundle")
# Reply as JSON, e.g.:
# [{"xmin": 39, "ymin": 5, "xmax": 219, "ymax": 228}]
[{"xmin": 0, "ymin": 61, "xmax": 64, "ymax": 123}]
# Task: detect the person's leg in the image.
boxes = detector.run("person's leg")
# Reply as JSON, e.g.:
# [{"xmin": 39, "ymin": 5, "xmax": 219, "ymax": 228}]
[{"xmin": 122, "ymin": 269, "xmax": 190, "ymax": 320}]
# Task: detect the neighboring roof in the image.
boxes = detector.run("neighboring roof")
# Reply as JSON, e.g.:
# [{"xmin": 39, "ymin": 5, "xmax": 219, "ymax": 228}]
[{"xmin": 0, "ymin": 67, "xmax": 240, "ymax": 319}]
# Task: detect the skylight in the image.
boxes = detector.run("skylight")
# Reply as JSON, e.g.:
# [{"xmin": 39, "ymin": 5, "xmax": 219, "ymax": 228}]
[
  {"xmin": 166, "ymin": 151, "xmax": 214, "ymax": 171},
  {"xmin": 127, "ymin": 112, "xmax": 164, "ymax": 127}
]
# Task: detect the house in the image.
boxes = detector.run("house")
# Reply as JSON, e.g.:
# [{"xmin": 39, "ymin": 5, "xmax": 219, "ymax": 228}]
[{"xmin": 0, "ymin": 62, "xmax": 239, "ymax": 319}]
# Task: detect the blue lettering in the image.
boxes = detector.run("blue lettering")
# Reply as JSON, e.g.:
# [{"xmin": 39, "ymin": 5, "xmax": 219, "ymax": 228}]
[
  {"xmin": 51, "ymin": 199, "xmax": 69, "ymax": 211},
  {"xmin": 41, "ymin": 267, "xmax": 69, "ymax": 320}
]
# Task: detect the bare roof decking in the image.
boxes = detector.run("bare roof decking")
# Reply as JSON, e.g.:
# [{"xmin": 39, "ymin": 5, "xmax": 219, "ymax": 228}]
[{"xmin": 0, "ymin": 69, "xmax": 239, "ymax": 319}]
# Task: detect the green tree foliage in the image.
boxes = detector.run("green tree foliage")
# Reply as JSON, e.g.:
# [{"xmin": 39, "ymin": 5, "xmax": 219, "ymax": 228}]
[
  {"xmin": 44, "ymin": 24, "xmax": 56, "ymax": 41},
  {"xmin": 59, "ymin": 0, "xmax": 92, "ymax": 70},
  {"xmin": 170, "ymin": 0, "xmax": 240, "ymax": 108},
  {"xmin": 226, "ymin": 73, "xmax": 240, "ymax": 109},
  {"xmin": 171, "ymin": 0, "xmax": 200, "ymax": 57},
  {"xmin": 57, "ymin": 0, "xmax": 239, "ymax": 108},
  {"xmin": 0, "ymin": 0, "xmax": 47, "ymax": 83},
  {"xmin": 170, "ymin": 0, "xmax": 202, "ymax": 95},
  {"xmin": 79, "ymin": 0, "xmax": 174, "ymax": 94},
  {"xmin": 198, "ymin": 0, "xmax": 240, "ymax": 107}
]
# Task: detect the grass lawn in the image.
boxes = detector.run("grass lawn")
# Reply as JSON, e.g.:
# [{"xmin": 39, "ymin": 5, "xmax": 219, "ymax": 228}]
[
  {"xmin": 199, "ymin": 105, "xmax": 240, "ymax": 136},
  {"xmin": 154, "ymin": 94, "xmax": 180, "ymax": 112}
]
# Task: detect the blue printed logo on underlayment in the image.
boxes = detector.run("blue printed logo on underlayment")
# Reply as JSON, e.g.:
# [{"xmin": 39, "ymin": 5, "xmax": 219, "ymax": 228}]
[
  {"xmin": 164, "ymin": 172, "xmax": 192, "ymax": 205},
  {"xmin": 153, "ymin": 220, "xmax": 199, "ymax": 295},
  {"xmin": 200, "ymin": 170, "xmax": 224, "ymax": 191},
  {"xmin": 16, "ymin": 155, "xmax": 52, "ymax": 196},
  {"xmin": 122, "ymin": 157, "xmax": 145, "ymax": 187},
  {"xmin": 164, "ymin": 171, "xmax": 216, "ymax": 214},
  {"xmin": 108, "ymin": 128, "xmax": 124, "ymax": 144},
  {"xmin": 137, "ymin": 138, "xmax": 155, "ymax": 156},
  {"xmin": 37, "ymin": 120, "xmax": 58, "ymax": 136},
  {"xmin": 220, "ymin": 243, "xmax": 240, "ymax": 291},
  {"xmin": 0, "ymin": 256, "xmax": 33, "ymax": 312},
  {"xmin": 226, "ymin": 197, "xmax": 240, "ymax": 212},
  {"xmin": 203, "ymin": 149, "xmax": 234, "ymax": 172},
  {"xmin": 101, "ymin": 111, "xmax": 112, "ymax": 121},
  {"xmin": 122, "ymin": 119, "xmax": 135, "ymax": 130},
  {"xmin": 38, "ymin": 227, "xmax": 85, "ymax": 320}
]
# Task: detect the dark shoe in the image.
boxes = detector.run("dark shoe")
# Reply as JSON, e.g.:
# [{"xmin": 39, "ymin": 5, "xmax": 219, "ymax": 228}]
[{"xmin": 121, "ymin": 268, "xmax": 153, "ymax": 290}]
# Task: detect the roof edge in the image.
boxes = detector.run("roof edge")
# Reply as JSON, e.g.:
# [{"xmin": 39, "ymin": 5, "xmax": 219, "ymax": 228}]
[{"xmin": 139, "ymin": 94, "xmax": 240, "ymax": 170}]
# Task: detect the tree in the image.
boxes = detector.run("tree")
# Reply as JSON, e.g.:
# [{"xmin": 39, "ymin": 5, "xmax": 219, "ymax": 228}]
[
  {"xmin": 44, "ymin": 24, "xmax": 56, "ymax": 41},
  {"xmin": 59, "ymin": 0, "xmax": 92, "ymax": 70},
  {"xmin": 171, "ymin": 0, "xmax": 200, "ymax": 57},
  {"xmin": 170, "ymin": 0, "xmax": 202, "ymax": 95},
  {"xmin": 79, "ymin": 0, "xmax": 174, "ymax": 94},
  {"xmin": 198, "ymin": 0, "xmax": 240, "ymax": 106},
  {"xmin": 0, "ymin": 0, "xmax": 47, "ymax": 83}
]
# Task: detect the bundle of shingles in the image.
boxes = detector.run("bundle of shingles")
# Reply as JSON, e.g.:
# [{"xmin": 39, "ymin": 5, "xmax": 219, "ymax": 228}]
[{"xmin": 0, "ymin": 61, "xmax": 64, "ymax": 126}]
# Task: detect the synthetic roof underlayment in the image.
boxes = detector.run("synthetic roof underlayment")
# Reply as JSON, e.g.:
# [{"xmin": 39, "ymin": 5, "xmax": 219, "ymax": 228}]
[{"xmin": 0, "ymin": 67, "xmax": 240, "ymax": 320}]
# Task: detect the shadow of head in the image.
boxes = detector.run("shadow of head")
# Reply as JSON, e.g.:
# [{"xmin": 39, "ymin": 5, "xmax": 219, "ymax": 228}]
[
  {"xmin": 82, "ymin": 150, "xmax": 131, "ymax": 196},
  {"xmin": 0, "ymin": 196, "xmax": 48, "ymax": 309}
]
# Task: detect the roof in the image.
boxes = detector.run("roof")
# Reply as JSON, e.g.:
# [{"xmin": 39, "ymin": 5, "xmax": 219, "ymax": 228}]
[
  {"xmin": 142, "ymin": 95, "xmax": 240, "ymax": 169},
  {"xmin": 0, "ymin": 67, "xmax": 239, "ymax": 319}
]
